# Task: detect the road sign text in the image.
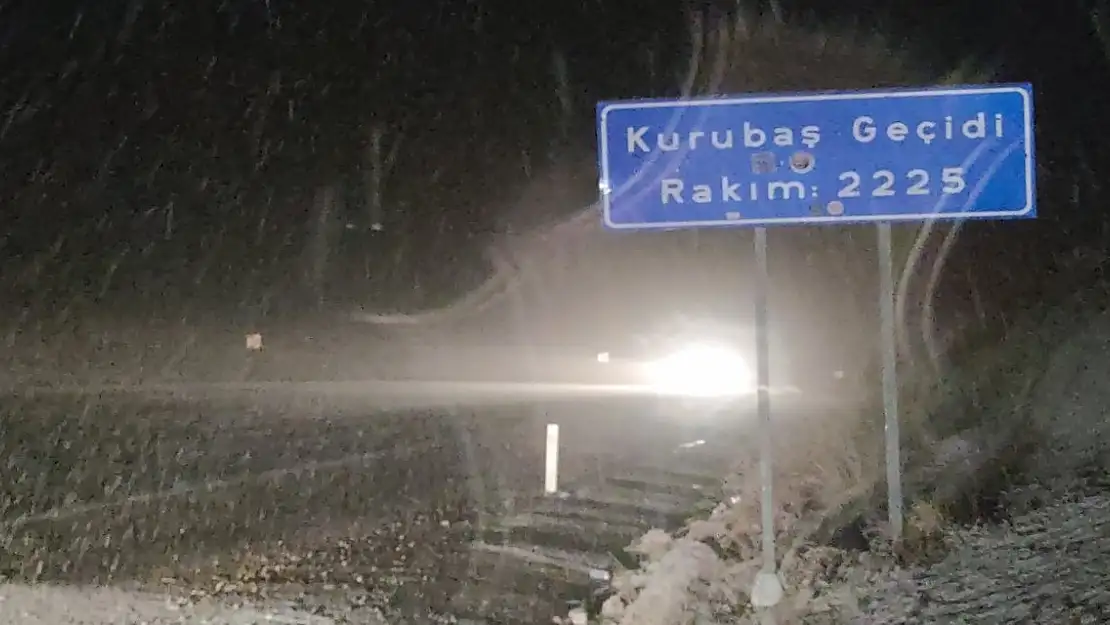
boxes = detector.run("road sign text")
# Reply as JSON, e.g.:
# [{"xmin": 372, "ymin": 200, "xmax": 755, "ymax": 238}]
[{"xmin": 597, "ymin": 85, "xmax": 1035, "ymax": 229}]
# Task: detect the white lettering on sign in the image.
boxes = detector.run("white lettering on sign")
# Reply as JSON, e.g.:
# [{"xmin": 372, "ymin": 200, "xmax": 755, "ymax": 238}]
[
  {"xmin": 622, "ymin": 111, "xmax": 1005, "ymax": 155},
  {"xmin": 621, "ymin": 107, "xmax": 1009, "ymax": 213},
  {"xmin": 660, "ymin": 178, "xmax": 810, "ymax": 204},
  {"xmin": 626, "ymin": 123, "xmax": 822, "ymax": 154},
  {"xmin": 658, "ymin": 167, "xmax": 969, "ymax": 206},
  {"xmin": 836, "ymin": 167, "xmax": 967, "ymax": 198},
  {"xmin": 851, "ymin": 112, "xmax": 1004, "ymax": 145}
]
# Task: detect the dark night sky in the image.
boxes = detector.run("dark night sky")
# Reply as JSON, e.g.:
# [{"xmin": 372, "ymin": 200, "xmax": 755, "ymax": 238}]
[{"xmin": 1, "ymin": 0, "xmax": 1109, "ymax": 326}]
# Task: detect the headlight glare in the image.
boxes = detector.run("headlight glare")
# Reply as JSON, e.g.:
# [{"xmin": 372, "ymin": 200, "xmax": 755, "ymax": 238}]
[{"xmin": 641, "ymin": 343, "xmax": 755, "ymax": 398}]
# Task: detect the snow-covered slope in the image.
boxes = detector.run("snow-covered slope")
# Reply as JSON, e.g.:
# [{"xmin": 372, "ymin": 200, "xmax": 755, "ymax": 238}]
[{"xmin": 602, "ymin": 293, "xmax": 1110, "ymax": 624}]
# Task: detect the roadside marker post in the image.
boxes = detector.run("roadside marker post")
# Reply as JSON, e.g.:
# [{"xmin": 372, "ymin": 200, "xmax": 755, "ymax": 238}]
[
  {"xmin": 545, "ymin": 423, "xmax": 560, "ymax": 495},
  {"xmin": 595, "ymin": 84, "xmax": 1036, "ymax": 608}
]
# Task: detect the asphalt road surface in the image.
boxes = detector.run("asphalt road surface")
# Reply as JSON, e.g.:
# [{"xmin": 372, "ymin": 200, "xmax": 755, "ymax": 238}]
[{"xmin": 0, "ymin": 382, "xmax": 830, "ymax": 623}]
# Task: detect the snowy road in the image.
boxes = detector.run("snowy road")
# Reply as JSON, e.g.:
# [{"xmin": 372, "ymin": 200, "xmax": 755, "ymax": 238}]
[
  {"xmin": 0, "ymin": 384, "xmax": 820, "ymax": 623},
  {"xmin": 0, "ymin": 388, "xmax": 480, "ymax": 622}
]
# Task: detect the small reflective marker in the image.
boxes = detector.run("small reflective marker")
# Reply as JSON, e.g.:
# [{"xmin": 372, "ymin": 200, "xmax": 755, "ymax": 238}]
[{"xmin": 544, "ymin": 423, "xmax": 560, "ymax": 495}]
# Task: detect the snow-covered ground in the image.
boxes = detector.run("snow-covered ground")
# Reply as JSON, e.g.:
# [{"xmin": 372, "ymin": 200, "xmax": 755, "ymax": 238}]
[
  {"xmin": 5, "ymin": 302, "xmax": 1108, "ymax": 625},
  {"xmin": 9, "ymin": 301, "xmax": 1108, "ymax": 625},
  {"xmin": 0, "ymin": 583, "xmax": 359, "ymax": 625},
  {"xmin": 596, "ymin": 494, "xmax": 1110, "ymax": 624},
  {"xmin": 597, "ymin": 301, "xmax": 1110, "ymax": 624}
]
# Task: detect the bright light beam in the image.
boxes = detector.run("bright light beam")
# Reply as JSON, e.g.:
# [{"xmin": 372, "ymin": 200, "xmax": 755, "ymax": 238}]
[{"xmin": 641, "ymin": 343, "xmax": 755, "ymax": 398}]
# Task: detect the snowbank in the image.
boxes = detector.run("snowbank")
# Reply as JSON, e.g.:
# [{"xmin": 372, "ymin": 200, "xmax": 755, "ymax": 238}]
[
  {"xmin": 602, "ymin": 294, "xmax": 1110, "ymax": 624},
  {"xmin": 603, "ymin": 475, "xmax": 1110, "ymax": 624},
  {"xmin": 857, "ymin": 495, "xmax": 1110, "ymax": 623},
  {"xmin": 598, "ymin": 529, "xmax": 746, "ymax": 625}
]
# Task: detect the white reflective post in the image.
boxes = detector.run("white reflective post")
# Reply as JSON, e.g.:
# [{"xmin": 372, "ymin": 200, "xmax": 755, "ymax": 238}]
[{"xmin": 544, "ymin": 423, "xmax": 560, "ymax": 495}]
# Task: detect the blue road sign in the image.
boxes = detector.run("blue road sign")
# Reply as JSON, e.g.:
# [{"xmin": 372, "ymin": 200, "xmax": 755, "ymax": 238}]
[{"xmin": 596, "ymin": 84, "xmax": 1036, "ymax": 230}]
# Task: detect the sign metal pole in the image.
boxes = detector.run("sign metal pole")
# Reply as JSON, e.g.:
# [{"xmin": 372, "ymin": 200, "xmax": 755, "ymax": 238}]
[
  {"xmin": 754, "ymin": 226, "xmax": 775, "ymax": 570},
  {"xmin": 750, "ymin": 226, "xmax": 783, "ymax": 613},
  {"xmin": 877, "ymin": 222, "xmax": 903, "ymax": 542}
]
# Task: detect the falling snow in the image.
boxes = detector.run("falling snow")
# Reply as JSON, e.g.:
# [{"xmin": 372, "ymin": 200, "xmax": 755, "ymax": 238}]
[{"xmin": 0, "ymin": 1, "xmax": 1109, "ymax": 624}]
